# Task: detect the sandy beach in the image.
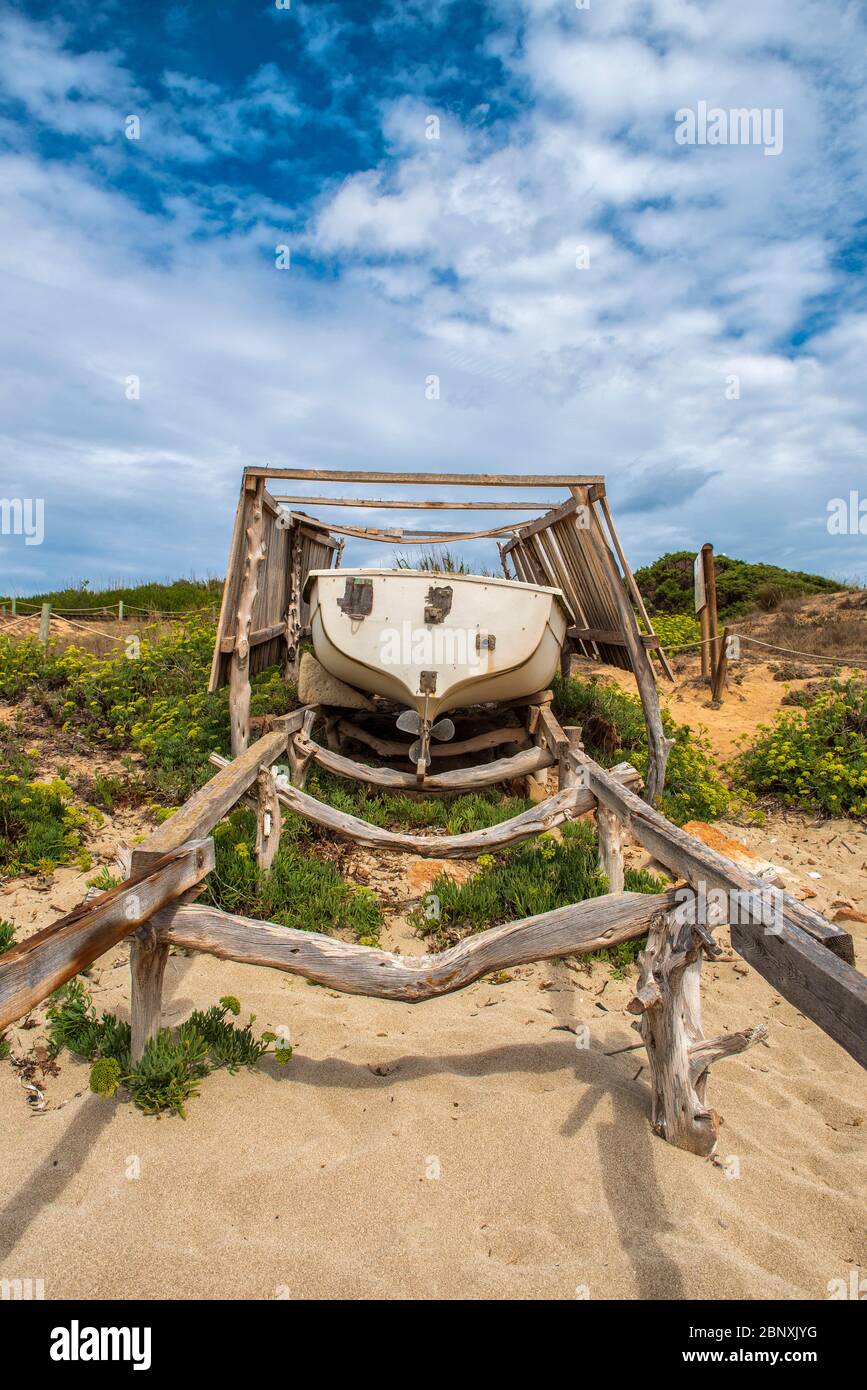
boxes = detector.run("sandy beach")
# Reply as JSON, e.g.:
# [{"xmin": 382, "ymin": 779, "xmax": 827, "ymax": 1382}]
[{"xmin": 2, "ymin": 850, "xmax": 864, "ymax": 1301}]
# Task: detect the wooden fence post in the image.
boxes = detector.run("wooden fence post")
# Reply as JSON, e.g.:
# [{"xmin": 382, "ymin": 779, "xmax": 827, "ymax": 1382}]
[
  {"xmin": 711, "ymin": 626, "xmax": 729, "ymax": 703},
  {"xmin": 38, "ymin": 602, "xmax": 51, "ymax": 643},
  {"xmin": 130, "ymin": 923, "xmax": 170, "ymax": 1064},
  {"xmin": 596, "ymin": 803, "xmax": 624, "ymax": 893},
  {"xmin": 229, "ymin": 481, "xmax": 266, "ymax": 756},
  {"xmin": 701, "ymin": 544, "xmax": 719, "ymax": 682},
  {"xmin": 628, "ymin": 908, "xmax": 766, "ymax": 1155},
  {"xmin": 255, "ymin": 766, "xmax": 282, "ymax": 873}
]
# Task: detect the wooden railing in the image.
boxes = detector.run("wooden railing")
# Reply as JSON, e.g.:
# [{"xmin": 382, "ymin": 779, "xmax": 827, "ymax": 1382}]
[{"xmin": 1, "ymin": 717, "xmax": 863, "ymax": 1162}]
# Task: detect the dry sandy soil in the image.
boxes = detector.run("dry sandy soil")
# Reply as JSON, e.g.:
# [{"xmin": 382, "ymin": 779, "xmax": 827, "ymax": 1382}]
[{"xmin": 0, "ymin": 654, "xmax": 865, "ymax": 1301}]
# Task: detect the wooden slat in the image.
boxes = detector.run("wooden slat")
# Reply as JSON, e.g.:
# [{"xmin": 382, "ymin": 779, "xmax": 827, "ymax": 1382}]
[
  {"xmin": 0, "ymin": 840, "xmax": 215, "ymax": 1032},
  {"xmin": 220, "ymin": 621, "xmax": 286, "ymax": 654},
  {"xmin": 248, "ymin": 467, "xmax": 605, "ymax": 486},
  {"xmin": 273, "ymin": 496, "xmax": 559, "ymax": 511},
  {"xmin": 154, "ymin": 888, "xmax": 678, "ymax": 1003},
  {"xmin": 568, "ymin": 626, "xmax": 660, "ymax": 649}
]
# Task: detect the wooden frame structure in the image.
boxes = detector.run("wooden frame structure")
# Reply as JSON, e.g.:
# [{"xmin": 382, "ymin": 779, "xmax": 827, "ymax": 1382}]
[
  {"xmin": 1, "ymin": 712, "xmax": 862, "ymax": 1160},
  {"xmin": 210, "ymin": 467, "xmax": 674, "ymax": 800}
]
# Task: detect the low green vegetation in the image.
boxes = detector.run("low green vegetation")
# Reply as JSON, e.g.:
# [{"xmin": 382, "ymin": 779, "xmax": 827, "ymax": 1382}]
[
  {"xmin": 0, "ymin": 730, "xmax": 93, "ymax": 875},
  {"xmin": 0, "ymin": 576, "xmax": 223, "ymax": 617},
  {"xmin": 301, "ymin": 769, "xmax": 533, "ymax": 835},
  {"xmin": 201, "ymin": 807, "xmax": 384, "ymax": 945},
  {"xmin": 552, "ymin": 673, "xmax": 733, "ymax": 824},
  {"xmin": 47, "ymin": 979, "xmax": 290, "ymax": 1118},
  {"xmin": 736, "ymin": 678, "xmax": 867, "ymax": 816},
  {"xmin": 413, "ymin": 820, "xmax": 666, "ymax": 972},
  {"xmin": 648, "ymin": 612, "xmax": 701, "ymax": 653},
  {"xmin": 635, "ymin": 551, "xmax": 842, "ymax": 619},
  {"xmin": 0, "ymin": 617, "xmax": 292, "ymax": 802}
]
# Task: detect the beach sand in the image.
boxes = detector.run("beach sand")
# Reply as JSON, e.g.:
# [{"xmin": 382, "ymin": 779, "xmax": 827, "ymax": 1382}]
[{"xmin": 1, "ymin": 864, "xmax": 864, "ymax": 1301}]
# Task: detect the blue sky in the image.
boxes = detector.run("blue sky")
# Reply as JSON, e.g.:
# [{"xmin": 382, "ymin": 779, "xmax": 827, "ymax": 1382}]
[{"xmin": 1, "ymin": 0, "xmax": 865, "ymax": 592}]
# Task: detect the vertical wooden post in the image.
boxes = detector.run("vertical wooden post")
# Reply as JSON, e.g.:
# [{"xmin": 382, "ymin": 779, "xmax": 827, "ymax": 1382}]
[
  {"xmin": 255, "ymin": 766, "xmax": 282, "ymax": 873},
  {"xmin": 229, "ymin": 480, "xmax": 267, "ymax": 756},
  {"xmin": 11, "ymin": 598, "xmax": 16, "ymax": 616},
  {"xmin": 284, "ymin": 522, "xmax": 303, "ymax": 684},
  {"xmin": 711, "ymin": 625, "xmax": 729, "ymax": 703},
  {"xmin": 130, "ymin": 922, "xmax": 170, "ymax": 1064},
  {"xmin": 596, "ymin": 803, "xmax": 624, "ymax": 893},
  {"xmin": 628, "ymin": 908, "xmax": 766, "ymax": 1156},
  {"xmin": 701, "ymin": 543, "xmax": 719, "ymax": 680},
  {"xmin": 118, "ymin": 600, "xmax": 124, "ymax": 622},
  {"xmin": 38, "ymin": 603, "xmax": 51, "ymax": 643}
]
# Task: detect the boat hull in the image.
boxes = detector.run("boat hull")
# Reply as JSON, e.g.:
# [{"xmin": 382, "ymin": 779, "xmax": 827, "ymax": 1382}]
[{"xmin": 304, "ymin": 569, "xmax": 568, "ymax": 720}]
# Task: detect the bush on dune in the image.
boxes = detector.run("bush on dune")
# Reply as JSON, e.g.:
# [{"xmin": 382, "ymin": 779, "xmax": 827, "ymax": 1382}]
[{"xmin": 737, "ymin": 678, "xmax": 867, "ymax": 816}]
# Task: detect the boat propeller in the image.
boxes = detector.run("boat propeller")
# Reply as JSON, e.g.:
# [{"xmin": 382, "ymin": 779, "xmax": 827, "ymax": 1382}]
[{"xmin": 396, "ymin": 708, "xmax": 455, "ymax": 770}]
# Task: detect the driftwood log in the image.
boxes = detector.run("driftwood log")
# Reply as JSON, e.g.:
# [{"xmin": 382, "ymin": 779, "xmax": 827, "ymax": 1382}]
[
  {"xmin": 292, "ymin": 733, "xmax": 555, "ymax": 792},
  {"xmin": 209, "ymin": 754, "xmax": 642, "ymax": 858},
  {"xmin": 628, "ymin": 909, "xmax": 766, "ymax": 1156},
  {"xmin": 153, "ymin": 890, "xmax": 679, "ymax": 1002}
]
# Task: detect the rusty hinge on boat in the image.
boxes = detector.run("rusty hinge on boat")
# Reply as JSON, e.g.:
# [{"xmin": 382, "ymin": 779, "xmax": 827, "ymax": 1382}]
[
  {"xmin": 424, "ymin": 585, "xmax": 453, "ymax": 624},
  {"xmin": 419, "ymin": 671, "xmax": 437, "ymax": 694},
  {"xmin": 337, "ymin": 576, "xmax": 373, "ymax": 618},
  {"xmin": 476, "ymin": 632, "xmax": 496, "ymax": 653}
]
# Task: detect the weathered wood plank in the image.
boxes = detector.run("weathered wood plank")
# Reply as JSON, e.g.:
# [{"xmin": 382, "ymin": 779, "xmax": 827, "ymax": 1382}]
[
  {"xmin": 220, "ymin": 621, "xmax": 287, "ymax": 654},
  {"xmin": 567, "ymin": 626, "xmax": 661, "ymax": 650},
  {"xmin": 272, "ymin": 496, "xmax": 559, "ymax": 511},
  {"xmin": 153, "ymin": 889, "xmax": 679, "ymax": 1002},
  {"xmin": 248, "ymin": 467, "xmax": 605, "ymax": 486},
  {"xmin": 336, "ymin": 719, "xmax": 530, "ymax": 759},
  {"xmin": 229, "ymin": 481, "xmax": 267, "ymax": 755},
  {"xmin": 0, "ymin": 840, "xmax": 214, "ymax": 1033}
]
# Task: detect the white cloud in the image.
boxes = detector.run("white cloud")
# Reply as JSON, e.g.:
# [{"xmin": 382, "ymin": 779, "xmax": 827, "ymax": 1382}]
[{"xmin": 0, "ymin": 3, "xmax": 866, "ymax": 590}]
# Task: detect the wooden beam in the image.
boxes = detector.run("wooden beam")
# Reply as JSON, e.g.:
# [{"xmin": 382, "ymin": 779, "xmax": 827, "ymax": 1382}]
[
  {"xmin": 137, "ymin": 722, "xmax": 304, "ymax": 854},
  {"xmin": 153, "ymin": 888, "xmax": 679, "ymax": 1003},
  {"xmin": 293, "ymin": 733, "xmax": 555, "ymax": 792},
  {"xmin": 220, "ymin": 621, "xmax": 286, "ymax": 654},
  {"xmin": 272, "ymin": 496, "xmax": 560, "ymax": 511},
  {"xmin": 576, "ymin": 753, "xmax": 866, "ymax": 1069},
  {"xmin": 0, "ymin": 840, "xmax": 214, "ymax": 1033},
  {"xmin": 247, "ymin": 467, "xmax": 605, "ymax": 487},
  {"xmin": 206, "ymin": 759, "xmax": 642, "ymax": 857},
  {"xmin": 568, "ymin": 625, "xmax": 661, "ymax": 650},
  {"xmin": 597, "ymin": 803, "xmax": 625, "ymax": 893}
]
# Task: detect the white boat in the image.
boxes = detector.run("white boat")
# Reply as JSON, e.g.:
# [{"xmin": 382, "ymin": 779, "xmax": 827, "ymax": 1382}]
[{"xmin": 304, "ymin": 568, "xmax": 568, "ymax": 736}]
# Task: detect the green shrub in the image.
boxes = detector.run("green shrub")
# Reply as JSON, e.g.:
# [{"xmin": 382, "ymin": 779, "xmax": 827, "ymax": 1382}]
[
  {"xmin": 48, "ymin": 980, "xmax": 287, "ymax": 1117},
  {"xmin": 0, "ymin": 735, "xmax": 92, "ymax": 875},
  {"xmin": 0, "ymin": 618, "xmax": 293, "ymax": 802},
  {"xmin": 634, "ymin": 551, "xmax": 842, "ymax": 618},
  {"xmin": 202, "ymin": 807, "xmax": 384, "ymax": 944},
  {"xmin": 649, "ymin": 612, "xmax": 701, "ymax": 653},
  {"xmin": 737, "ymin": 679, "xmax": 867, "ymax": 816},
  {"xmin": 551, "ymin": 674, "xmax": 730, "ymax": 824},
  {"xmin": 302, "ymin": 770, "xmax": 532, "ymax": 835},
  {"xmin": 0, "ymin": 919, "xmax": 15, "ymax": 954}
]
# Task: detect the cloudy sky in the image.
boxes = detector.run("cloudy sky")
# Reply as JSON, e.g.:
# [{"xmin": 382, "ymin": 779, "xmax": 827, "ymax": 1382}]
[{"xmin": 1, "ymin": 0, "xmax": 865, "ymax": 594}]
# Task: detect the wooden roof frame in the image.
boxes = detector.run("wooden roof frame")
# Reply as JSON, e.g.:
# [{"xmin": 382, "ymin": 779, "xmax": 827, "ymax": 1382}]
[{"xmin": 214, "ymin": 467, "xmax": 673, "ymax": 798}]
